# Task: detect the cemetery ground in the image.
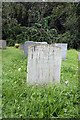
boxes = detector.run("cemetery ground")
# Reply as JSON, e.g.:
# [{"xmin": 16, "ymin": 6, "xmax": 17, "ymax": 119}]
[{"xmin": 1, "ymin": 47, "xmax": 80, "ymax": 118}]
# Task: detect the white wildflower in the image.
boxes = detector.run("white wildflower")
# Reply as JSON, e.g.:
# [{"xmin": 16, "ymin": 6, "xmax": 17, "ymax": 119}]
[
  {"xmin": 65, "ymin": 80, "xmax": 68, "ymax": 85},
  {"xmin": 18, "ymin": 68, "xmax": 21, "ymax": 71}
]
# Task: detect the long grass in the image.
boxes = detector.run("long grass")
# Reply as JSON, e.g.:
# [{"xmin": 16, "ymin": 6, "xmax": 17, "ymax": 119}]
[
  {"xmin": 1, "ymin": 47, "xmax": 79, "ymax": 118},
  {"xmin": 0, "ymin": 49, "xmax": 2, "ymax": 118}
]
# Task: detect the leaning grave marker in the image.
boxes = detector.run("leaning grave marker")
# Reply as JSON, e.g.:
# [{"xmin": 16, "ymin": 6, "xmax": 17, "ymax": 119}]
[
  {"xmin": 0, "ymin": 40, "xmax": 6, "ymax": 49},
  {"xmin": 27, "ymin": 44, "xmax": 62, "ymax": 85},
  {"xmin": 55, "ymin": 43, "xmax": 67, "ymax": 60}
]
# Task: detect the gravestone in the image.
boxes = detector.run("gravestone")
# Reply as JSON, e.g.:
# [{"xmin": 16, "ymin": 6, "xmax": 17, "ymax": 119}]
[
  {"xmin": 55, "ymin": 43, "xmax": 67, "ymax": 60},
  {"xmin": 78, "ymin": 52, "xmax": 80, "ymax": 61},
  {"xmin": 24, "ymin": 41, "xmax": 35, "ymax": 55},
  {"xmin": 24, "ymin": 41, "xmax": 47, "ymax": 56},
  {"xmin": 0, "ymin": 40, "xmax": 6, "ymax": 49},
  {"xmin": 27, "ymin": 44, "xmax": 62, "ymax": 85},
  {"xmin": 19, "ymin": 44, "xmax": 24, "ymax": 50}
]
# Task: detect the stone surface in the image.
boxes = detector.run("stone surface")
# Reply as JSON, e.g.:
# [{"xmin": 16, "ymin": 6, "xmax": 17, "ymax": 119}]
[
  {"xmin": 35, "ymin": 42, "xmax": 47, "ymax": 44},
  {"xmin": 27, "ymin": 44, "xmax": 62, "ymax": 85},
  {"xmin": 55, "ymin": 43, "xmax": 67, "ymax": 60},
  {"xmin": 24, "ymin": 41, "xmax": 35, "ymax": 55},
  {"xmin": 19, "ymin": 44, "xmax": 24, "ymax": 50},
  {"xmin": 78, "ymin": 52, "xmax": 80, "ymax": 61},
  {"xmin": 0, "ymin": 40, "xmax": 6, "ymax": 49},
  {"xmin": 23, "ymin": 41, "xmax": 47, "ymax": 56}
]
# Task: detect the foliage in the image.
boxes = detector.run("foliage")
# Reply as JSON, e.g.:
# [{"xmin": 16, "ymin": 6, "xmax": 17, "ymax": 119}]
[
  {"xmin": 55, "ymin": 31, "xmax": 77, "ymax": 49},
  {"xmin": 2, "ymin": 47, "xmax": 79, "ymax": 118},
  {"xmin": 6, "ymin": 25, "xmax": 58, "ymax": 45},
  {"xmin": 2, "ymin": 2, "xmax": 80, "ymax": 49}
]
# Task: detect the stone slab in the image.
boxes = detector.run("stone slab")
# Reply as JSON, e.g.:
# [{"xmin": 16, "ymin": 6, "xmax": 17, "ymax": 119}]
[
  {"xmin": 0, "ymin": 40, "xmax": 6, "ymax": 49},
  {"xmin": 55, "ymin": 43, "xmax": 67, "ymax": 60},
  {"xmin": 24, "ymin": 41, "xmax": 35, "ymax": 55},
  {"xmin": 19, "ymin": 44, "xmax": 24, "ymax": 50},
  {"xmin": 27, "ymin": 44, "xmax": 62, "ymax": 85},
  {"xmin": 24, "ymin": 41, "xmax": 47, "ymax": 56}
]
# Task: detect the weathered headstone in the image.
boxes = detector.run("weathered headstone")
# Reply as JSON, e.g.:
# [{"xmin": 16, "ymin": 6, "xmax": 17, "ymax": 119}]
[
  {"xmin": 27, "ymin": 44, "xmax": 62, "ymax": 85},
  {"xmin": 19, "ymin": 44, "xmax": 24, "ymax": 50},
  {"xmin": 24, "ymin": 41, "xmax": 35, "ymax": 55},
  {"xmin": 78, "ymin": 52, "xmax": 80, "ymax": 61},
  {"xmin": 0, "ymin": 40, "xmax": 6, "ymax": 49},
  {"xmin": 24, "ymin": 41, "xmax": 47, "ymax": 56},
  {"xmin": 55, "ymin": 43, "xmax": 67, "ymax": 60}
]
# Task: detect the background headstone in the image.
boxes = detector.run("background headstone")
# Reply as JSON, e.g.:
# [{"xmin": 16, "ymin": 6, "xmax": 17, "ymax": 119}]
[
  {"xmin": 55, "ymin": 43, "xmax": 67, "ymax": 60},
  {"xmin": 27, "ymin": 44, "xmax": 62, "ymax": 85},
  {"xmin": 0, "ymin": 40, "xmax": 6, "ymax": 49},
  {"xmin": 24, "ymin": 41, "xmax": 35, "ymax": 55},
  {"xmin": 78, "ymin": 52, "xmax": 80, "ymax": 61},
  {"xmin": 19, "ymin": 44, "xmax": 24, "ymax": 50},
  {"xmin": 23, "ymin": 41, "xmax": 47, "ymax": 56}
]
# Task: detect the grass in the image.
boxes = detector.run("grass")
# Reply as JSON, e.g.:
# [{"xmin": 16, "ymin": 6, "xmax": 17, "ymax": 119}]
[
  {"xmin": 0, "ymin": 49, "xmax": 2, "ymax": 119},
  {"xmin": 1, "ymin": 47, "xmax": 80, "ymax": 118}
]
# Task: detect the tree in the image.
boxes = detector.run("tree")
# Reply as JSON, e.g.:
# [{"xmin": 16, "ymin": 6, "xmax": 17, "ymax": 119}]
[{"xmin": 2, "ymin": 2, "xmax": 80, "ymax": 49}]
